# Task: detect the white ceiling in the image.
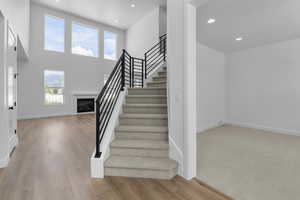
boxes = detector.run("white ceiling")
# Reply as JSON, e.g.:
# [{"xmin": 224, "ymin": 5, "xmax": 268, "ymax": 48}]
[
  {"xmin": 32, "ymin": 0, "xmax": 166, "ymax": 29},
  {"xmin": 197, "ymin": 0, "xmax": 300, "ymax": 53}
]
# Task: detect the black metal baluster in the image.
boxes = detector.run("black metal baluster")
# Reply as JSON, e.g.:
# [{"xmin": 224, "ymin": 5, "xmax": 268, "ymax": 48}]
[
  {"xmin": 132, "ymin": 57, "xmax": 135, "ymax": 88},
  {"xmin": 129, "ymin": 54, "xmax": 132, "ymax": 87},
  {"xmin": 142, "ymin": 60, "xmax": 144, "ymax": 88},
  {"xmin": 144, "ymin": 53, "xmax": 147, "ymax": 79},
  {"xmin": 121, "ymin": 50, "xmax": 125, "ymax": 91}
]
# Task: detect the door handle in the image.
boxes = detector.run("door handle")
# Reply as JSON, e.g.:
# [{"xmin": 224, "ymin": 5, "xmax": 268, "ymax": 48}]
[{"xmin": 9, "ymin": 107, "xmax": 14, "ymax": 110}]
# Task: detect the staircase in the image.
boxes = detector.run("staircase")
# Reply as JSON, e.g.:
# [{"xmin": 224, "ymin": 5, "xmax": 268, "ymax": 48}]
[{"xmin": 104, "ymin": 64, "xmax": 178, "ymax": 179}]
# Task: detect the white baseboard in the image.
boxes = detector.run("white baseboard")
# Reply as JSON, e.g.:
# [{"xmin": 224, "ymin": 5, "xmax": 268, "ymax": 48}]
[
  {"xmin": 169, "ymin": 136, "xmax": 183, "ymax": 176},
  {"xmin": 0, "ymin": 134, "xmax": 18, "ymax": 168},
  {"xmin": 197, "ymin": 122, "xmax": 225, "ymax": 134},
  {"xmin": 9, "ymin": 134, "xmax": 18, "ymax": 154},
  {"xmin": 90, "ymin": 91, "xmax": 126, "ymax": 178},
  {"xmin": 18, "ymin": 112, "xmax": 74, "ymax": 120},
  {"xmin": 0, "ymin": 154, "xmax": 9, "ymax": 168},
  {"xmin": 225, "ymin": 121, "xmax": 300, "ymax": 137}
]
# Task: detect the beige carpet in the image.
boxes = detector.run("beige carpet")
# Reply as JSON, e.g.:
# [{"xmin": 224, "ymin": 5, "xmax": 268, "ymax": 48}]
[{"xmin": 197, "ymin": 125, "xmax": 300, "ymax": 200}]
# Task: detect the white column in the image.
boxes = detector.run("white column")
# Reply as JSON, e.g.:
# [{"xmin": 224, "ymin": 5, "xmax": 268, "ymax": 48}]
[
  {"xmin": 183, "ymin": 2, "xmax": 197, "ymax": 180},
  {"xmin": 167, "ymin": 0, "xmax": 198, "ymax": 179}
]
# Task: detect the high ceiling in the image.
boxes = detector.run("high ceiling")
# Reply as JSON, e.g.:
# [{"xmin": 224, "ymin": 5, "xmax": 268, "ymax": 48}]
[
  {"xmin": 31, "ymin": 0, "xmax": 166, "ymax": 29},
  {"xmin": 197, "ymin": 0, "xmax": 300, "ymax": 52}
]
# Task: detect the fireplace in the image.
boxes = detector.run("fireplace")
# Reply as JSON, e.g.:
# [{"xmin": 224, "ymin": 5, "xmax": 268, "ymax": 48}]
[{"xmin": 77, "ymin": 98, "xmax": 95, "ymax": 113}]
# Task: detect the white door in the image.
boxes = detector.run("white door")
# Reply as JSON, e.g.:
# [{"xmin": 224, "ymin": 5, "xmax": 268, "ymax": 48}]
[{"xmin": 7, "ymin": 26, "xmax": 17, "ymax": 138}]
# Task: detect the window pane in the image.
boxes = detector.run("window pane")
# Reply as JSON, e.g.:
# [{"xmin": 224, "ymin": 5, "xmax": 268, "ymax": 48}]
[
  {"xmin": 44, "ymin": 70, "xmax": 64, "ymax": 105},
  {"xmin": 104, "ymin": 31, "xmax": 117, "ymax": 60},
  {"xmin": 44, "ymin": 15, "xmax": 65, "ymax": 52},
  {"xmin": 72, "ymin": 23, "xmax": 99, "ymax": 57},
  {"xmin": 8, "ymin": 67, "xmax": 14, "ymax": 107}
]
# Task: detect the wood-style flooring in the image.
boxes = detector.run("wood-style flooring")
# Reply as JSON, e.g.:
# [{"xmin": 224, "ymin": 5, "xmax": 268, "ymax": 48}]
[{"xmin": 0, "ymin": 114, "xmax": 232, "ymax": 200}]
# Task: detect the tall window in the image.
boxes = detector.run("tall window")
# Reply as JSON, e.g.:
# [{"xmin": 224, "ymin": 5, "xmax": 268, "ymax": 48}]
[
  {"xmin": 104, "ymin": 31, "xmax": 117, "ymax": 60},
  {"xmin": 72, "ymin": 23, "xmax": 99, "ymax": 57},
  {"xmin": 44, "ymin": 70, "xmax": 64, "ymax": 105},
  {"xmin": 7, "ymin": 67, "xmax": 14, "ymax": 107},
  {"xmin": 44, "ymin": 15, "xmax": 65, "ymax": 52}
]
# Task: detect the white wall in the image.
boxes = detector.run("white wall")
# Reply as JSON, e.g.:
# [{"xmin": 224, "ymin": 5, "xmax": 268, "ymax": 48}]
[
  {"xmin": 226, "ymin": 38, "xmax": 300, "ymax": 135},
  {"xmin": 0, "ymin": 0, "xmax": 30, "ymax": 56},
  {"xmin": 197, "ymin": 43, "xmax": 225, "ymax": 133},
  {"xmin": 159, "ymin": 6, "xmax": 167, "ymax": 36},
  {"xmin": 0, "ymin": 11, "xmax": 9, "ymax": 166},
  {"xmin": 18, "ymin": 3, "xmax": 125, "ymax": 119},
  {"xmin": 126, "ymin": 7, "xmax": 165, "ymax": 58}
]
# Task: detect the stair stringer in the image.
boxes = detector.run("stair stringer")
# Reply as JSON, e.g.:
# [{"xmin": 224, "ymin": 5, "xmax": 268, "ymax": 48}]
[
  {"xmin": 90, "ymin": 90, "xmax": 127, "ymax": 178},
  {"xmin": 144, "ymin": 62, "xmax": 167, "ymax": 86}
]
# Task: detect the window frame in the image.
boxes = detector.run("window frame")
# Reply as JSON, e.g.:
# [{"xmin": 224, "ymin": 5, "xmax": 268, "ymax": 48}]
[
  {"xmin": 44, "ymin": 14, "xmax": 65, "ymax": 53},
  {"xmin": 104, "ymin": 31, "xmax": 118, "ymax": 61},
  {"xmin": 44, "ymin": 70, "xmax": 65, "ymax": 105},
  {"xmin": 71, "ymin": 21, "xmax": 99, "ymax": 58}
]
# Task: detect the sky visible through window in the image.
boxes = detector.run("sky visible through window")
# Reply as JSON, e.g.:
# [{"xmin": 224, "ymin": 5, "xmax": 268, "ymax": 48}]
[
  {"xmin": 104, "ymin": 31, "xmax": 117, "ymax": 60},
  {"xmin": 44, "ymin": 70, "xmax": 65, "ymax": 88},
  {"xmin": 72, "ymin": 23, "xmax": 99, "ymax": 57},
  {"xmin": 45, "ymin": 15, "xmax": 65, "ymax": 52}
]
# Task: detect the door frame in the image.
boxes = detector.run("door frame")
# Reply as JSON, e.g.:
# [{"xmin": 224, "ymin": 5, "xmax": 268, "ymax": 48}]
[{"xmin": 5, "ymin": 21, "xmax": 18, "ymax": 160}]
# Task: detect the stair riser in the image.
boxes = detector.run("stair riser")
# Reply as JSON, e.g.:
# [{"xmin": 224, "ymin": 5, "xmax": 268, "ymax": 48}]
[
  {"xmin": 110, "ymin": 148, "xmax": 169, "ymax": 158},
  {"xmin": 126, "ymin": 97, "xmax": 167, "ymax": 104},
  {"xmin": 123, "ymin": 106, "xmax": 167, "ymax": 114},
  {"xmin": 151, "ymin": 78, "xmax": 167, "ymax": 83},
  {"xmin": 147, "ymin": 83, "xmax": 167, "ymax": 88},
  {"xmin": 128, "ymin": 89, "xmax": 166, "ymax": 95},
  {"xmin": 119, "ymin": 118, "xmax": 168, "ymax": 126},
  {"xmin": 105, "ymin": 167, "xmax": 176, "ymax": 179},
  {"xmin": 115, "ymin": 132, "xmax": 168, "ymax": 140},
  {"xmin": 153, "ymin": 77, "xmax": 167, "ymax": 82},
  {"xmin": 158, "ymin": 72, "xmax": 167, "ymax": 76}
]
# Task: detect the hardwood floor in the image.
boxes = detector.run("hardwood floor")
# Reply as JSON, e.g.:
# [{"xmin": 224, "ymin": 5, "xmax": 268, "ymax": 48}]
[
  {"xmin": 0, "ymin": 168, "xmax": 3, "ymax": 177},
  {"xmin": 0, "ymin": 115, "xmax": 232, "ymax": 200}
]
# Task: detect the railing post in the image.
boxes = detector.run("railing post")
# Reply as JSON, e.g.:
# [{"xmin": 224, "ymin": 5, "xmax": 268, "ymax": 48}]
[
  {"xmin": 144, "ymin": 53, "xmax": 147, "ymax": 79},
  {"xmin": 163, "ymin": 38, "xmax": 166, "ymax": 62},
  {"xmin": 129, "ymin": 55, "xmax": 132, "ymax": 88},
  {"xmin": 95, "ymin": 100, "xmax": 101, "ymax": 158},
  {"xmin": 142, "ymin": 60, "xmax": 144, "ymax": 88},
  {"xmin": 132, "ymin": 57, "xmax": 135, "ymax": 88},
  {"xmin": 121, "ymin": 49, "xmax": 125, "ymax": 91}
]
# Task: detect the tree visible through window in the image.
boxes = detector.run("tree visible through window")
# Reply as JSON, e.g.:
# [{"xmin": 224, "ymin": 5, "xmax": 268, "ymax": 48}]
[
  {"xmin": 104, "ymin": 31, "xmax": 117, "ymax": 60},
  {"xmin": 72, "ymin": 23, "xmax": 99, "ymax": 57},
  {"xmin": 44, "ymin": 15, "xmax": 65, "ymax": 52},
  {"xmin": 44, "ymin": 70, "xmax": 64, "ymax": 105}
]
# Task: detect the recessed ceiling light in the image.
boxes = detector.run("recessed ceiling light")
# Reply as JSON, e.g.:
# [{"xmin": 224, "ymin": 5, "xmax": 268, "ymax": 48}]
[
  {"xmin": 114, "ymin": 19, "xmax": 119, "ymax": 23},
  {"xmin": 207, "ymin": 18, "xmax": 216, "ymax": 24},
  {"xmin": 131, "ymin": 4, "xmax": 136, "ymax": 8},
  {"xmin": 236, "ymin": 37, "xmax": 243, "ymax": 41}
]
